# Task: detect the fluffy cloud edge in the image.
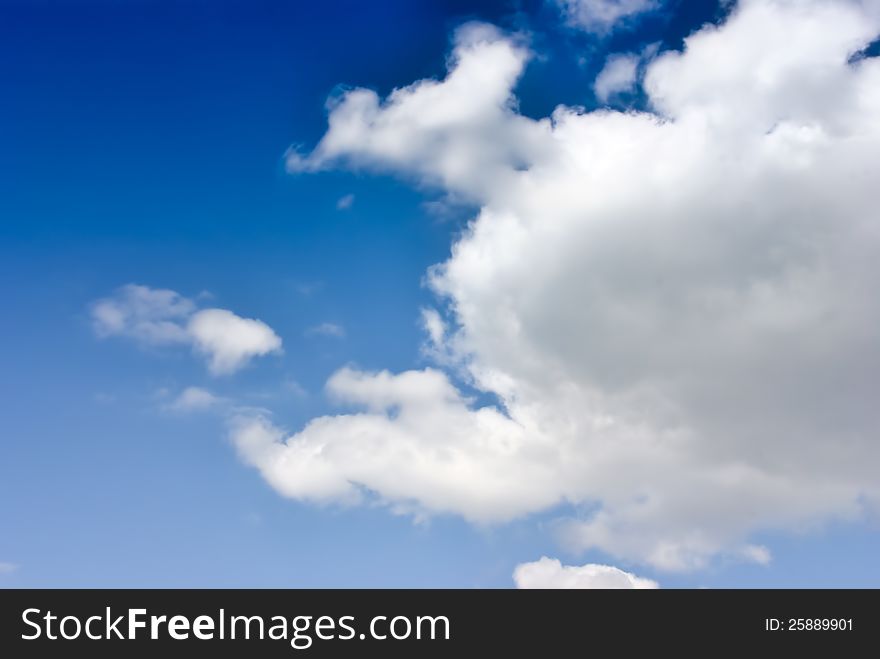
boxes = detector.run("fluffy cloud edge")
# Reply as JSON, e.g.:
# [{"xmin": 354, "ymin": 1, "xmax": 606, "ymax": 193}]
[{"xmin": 513, "ymin": 557, "xmax": 659, "ymax": 589}]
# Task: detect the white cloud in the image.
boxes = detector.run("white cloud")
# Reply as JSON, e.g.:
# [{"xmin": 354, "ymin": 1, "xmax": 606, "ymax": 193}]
[
  {"xmin": 0, "ymin": 562, "xmax": 18, "ymax": 574},
  {"xmin": 92, "ymin": 284, "xmax": 193, "ymax": 345},
  {"xmin": 91, "ymin": 285, "xmax": 282, "ymax": 375},
  {"xmin": 594, "ymin": 53, "xmax": 639, "ymax": 102},
  {"xmin": 419, "ymin": 308, "xmax": 456, "ymax": 365},
  {"xmin": 514, "ymin": 557, "xmax": 658, "ymax": 589},
  {"xmin": 231, "ymin": 367, "xmax": 558, "ymax": 521},
  {"xmin": 336, "ymin": 193, "xmax": 355, "ymax": 210},
  {"xmin": 305, "ymin": 322, "xmax": 346, "ymax": 339},
  {"xmin": 255, "ymin": 0, "xmax": 880, "ymax": 571},
  {"xmin": 285, "ymin": 22, "xmax": 551, "ymax": 202},
  {"xmin": 188, "ymin": 309, "xmax": 282, "ymax": 375},
  {"xmin": 421, "ymin": 309, "xmax": 446, "ymax": 347},
  {"xmin": 556, "ymin": 0, "xmax": 660, "ymax": 33},
  {"xmin": 741, "ymin": 544, "xmax": 772, "ymax": 566},
  {"xmin": 166, "ymin": 386, "xmax": 223, "ymax": 412}
]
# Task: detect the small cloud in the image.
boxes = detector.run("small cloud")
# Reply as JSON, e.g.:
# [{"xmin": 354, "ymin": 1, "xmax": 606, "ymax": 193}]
[
  {"xmin": 336, "ymin": 193, "xmax": 355, "ymax": 210},
  {"xmin": 93, "ymin": 392, "xmax": 116, "ymax": 404},
  {"xmin": 556, "ymin": 0, "xmax": 661, "ymax": 34},
  {"xmin": 741, "ymin": 544, "xmax": 772, "ymax": 566},
  {"xmin": 305, "ymin": 322, "xmax": 346, "ymax": 339},
  {"xmin": 513, "ymin": 557, "xmax": 659, "ymax": 589},
  {"xmin": 421, "ymin": 308, "xmax": 446, "ymax": 347},
  {"xmin": 594, "ymin": 53, "xmax": 639, "ymax": 103},
  {"xmin": 165, "ymin": 386, "xmax": 224, "ymax": 413},
  {"xmin": 0, "ymin": 562, "xmax": 18, "ymax": 575},
  {"xmin": 90, "ymin": 284, "xmax": 193, "ymax": 345},
  {"xmin": 90, "ymin": 285, "xmax": 282, "ymax": 376},
  {"xmin": 188, "ymin": 309, "xmax": 282, "ymax": 376}
]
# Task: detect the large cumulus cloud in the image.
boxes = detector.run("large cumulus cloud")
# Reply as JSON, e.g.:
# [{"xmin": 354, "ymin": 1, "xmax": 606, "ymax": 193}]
[{"xmin": 236, "ymin": 0, "xmax": 880, "ymax": 570}]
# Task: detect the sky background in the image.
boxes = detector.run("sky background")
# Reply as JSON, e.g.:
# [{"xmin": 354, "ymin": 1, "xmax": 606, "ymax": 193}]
[{"xmin": 2, "ymin": 0, "xmax": 879, "ymax": 588}]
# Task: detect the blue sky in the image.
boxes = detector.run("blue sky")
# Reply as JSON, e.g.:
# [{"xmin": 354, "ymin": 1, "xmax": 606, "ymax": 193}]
[{"xmin": 2, "ymin": 0, "xmax": 879, "ymax": 588}]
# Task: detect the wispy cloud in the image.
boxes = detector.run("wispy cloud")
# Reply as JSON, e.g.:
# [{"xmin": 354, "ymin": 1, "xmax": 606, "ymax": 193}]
[
  {"xmin": 164, "ymin": 386, "xmax": 224, "ymax": 413},
  {"xmin": 336, "ymin": 193, "xmax": 355, "ymax": 210},
  {"xmin": 305, "ymin": 322, "xmax": 346, "ymax": 339},
  {"xmin": 290, "ymin": 280, "xmax": 324, "ymax": 297},
  {"xmin": 556, "ymin": 0, "xmax": 661, "ymax": 34}
]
